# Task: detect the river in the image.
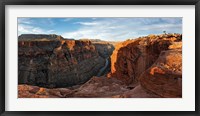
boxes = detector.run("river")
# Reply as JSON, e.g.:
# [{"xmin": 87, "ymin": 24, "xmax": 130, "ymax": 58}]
[{"xmin": 97, "ymin": 58, "xmax": 109, "ymax": 77}]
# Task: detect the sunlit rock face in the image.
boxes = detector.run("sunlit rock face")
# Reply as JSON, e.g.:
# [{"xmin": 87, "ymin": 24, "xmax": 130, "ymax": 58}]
[
  {"xmin": 110, "ymin": 34, "xmax": 182, "ymax": 85},
  {"xmin": 18, "ymin": 34, "xmax": 105, "ymax": 88},
  {"xmin": 108, "ymin": 34, "xmax": 182, "ymax": 98},
  {"xmin": 139, "ymin": 49, "xmax": 182, "ymax": 98}
]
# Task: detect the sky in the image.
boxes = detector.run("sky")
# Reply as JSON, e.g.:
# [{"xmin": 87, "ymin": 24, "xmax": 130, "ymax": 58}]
[{"xmin": 18, "ymin": 17, "xmax": 182, "ymax": 41}]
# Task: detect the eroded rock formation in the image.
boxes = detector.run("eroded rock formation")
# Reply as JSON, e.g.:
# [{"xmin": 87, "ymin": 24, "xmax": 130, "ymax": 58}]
[
  {"xmin": 18, "ymin": 34, "xmax": 105, "ymax": 88},
  {"xmin": 110, "ymin": 34, "xmax": 182, "ymax": 85},
  {"xmin": 139, "ymin": 49, "xmax": 182, "ymax": 97}
]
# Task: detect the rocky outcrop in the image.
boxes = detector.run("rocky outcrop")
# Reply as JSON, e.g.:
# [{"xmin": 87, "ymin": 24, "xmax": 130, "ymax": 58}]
[
  {"xmin": 72, "ymin": 77, "xmax": 128, "ymax": 97},
  {"xmin": 17, "ymin": 77, "xmax": 160, "ymax": 98},
  {"xmin": 120, "ymin": 85, "xmax": 160, "ymax": 98},
  {"xmin": 18, "ymin": 77, "xmax": 129, "ymax": 98},
  {"xmin": 18, "ymin": 84, "xmax": 74, "ymax": 98},
  {"xmin": 109, "ymin": 33, "xmax": 182, "ymax": 98},
  {"xmin": 18, "ymin": 35, "xmax": 105, "ymax": 88},
  {"xmin": 139, "ymin": 49, "xmax": 182, "ymax": 97},
  {"xmin": 110, "ymin": 34, "xmax": 182, "ymax": 85}
]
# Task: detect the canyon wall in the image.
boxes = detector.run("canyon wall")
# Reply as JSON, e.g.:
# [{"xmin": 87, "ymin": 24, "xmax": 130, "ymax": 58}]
[
  {"xmin": 110, "ymin": 34, "xmax": 182, "ymax": 97},
  {"xmin": 110, "ymin": 34, "xmax": 182, "ymax": 84},
  {"xmin": 93, "ymin": 42, "xmax": 115, "ymax": 58},
  {"xmin": 18, "ymin": 35, "xmax": 105, "ymax": 88},
  {"xmin": 93, "ymin": 42, "xmax": 115, "ymax": 76}
]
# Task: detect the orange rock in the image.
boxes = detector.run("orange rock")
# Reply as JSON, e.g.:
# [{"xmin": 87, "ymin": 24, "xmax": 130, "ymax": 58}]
[
  {"xmin": 150, "ymin": 67, "xmax": 165, "ymax": 75},
  {"xmin": 18, "ymin": 84, "xmax": 73, "ymax": 98},
  {"xmin": 36, "ymin": 88, "xmax": 48, "ymax": 95},
  {"xmin": 139, "ymin": 50, "xmax": 182, "ymax": 98},
  {"xmin": 168, "ymin": 42, "xmax": 182, "ymax": 49},
  {"xmin": 110, "ymin": 34, "xmax": 182, "ymax": 86}
]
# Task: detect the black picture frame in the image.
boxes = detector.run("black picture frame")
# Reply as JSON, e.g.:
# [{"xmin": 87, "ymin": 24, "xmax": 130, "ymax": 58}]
[{"xmin": 0, "ymin": 0, "xmax": 199, "ymax": 115}]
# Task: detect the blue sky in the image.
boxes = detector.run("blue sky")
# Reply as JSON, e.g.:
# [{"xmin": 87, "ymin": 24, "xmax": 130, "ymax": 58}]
[{"xmin": 18, "ymin": 17, "xmax": 182, "ymax": 41}]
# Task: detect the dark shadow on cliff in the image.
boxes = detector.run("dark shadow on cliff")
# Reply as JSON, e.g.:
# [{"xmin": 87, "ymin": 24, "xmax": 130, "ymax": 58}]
[{"xmin": 18, "ymin": 38, "xmax": 115, "ymax": 88}]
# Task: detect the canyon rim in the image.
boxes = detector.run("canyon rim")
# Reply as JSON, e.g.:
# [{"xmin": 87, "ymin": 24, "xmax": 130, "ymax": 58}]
[{"xmin": 18, "ymin": 17, "xmax": 182, "ymax": 98}]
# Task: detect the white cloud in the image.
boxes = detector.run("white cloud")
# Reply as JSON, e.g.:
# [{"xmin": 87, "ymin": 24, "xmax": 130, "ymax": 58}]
[
  {"xmin": 47, "ymin": 30, "xmax": 55, "ymax": 33},
  {"xmin": 18, "ymin": 18, "xmax": 56, "ymax": 35},
  {"xmin": 17, "ymin": 18, "xmax": 182, "ymax": 41},
  {"xmin": 139, "ymin": 24, "xmax": 182, "ymax": 31},
  {"xmin": 18, "ymin": 24, "xmax": 55, "ymax": 35},
  {"xmin": 62, "ymin": 18, "xmax": 182, "ymax": 41},
  {"xmin": 75, "ymin": 22, "xmax": 100, "ymax": 26},
  {"xmin": 18, "ymin": 24, "xmax": 42, "ymax": 34},
  {"xmin": 18, "ymin": 18, "xmax": 32, "ymax": 24}
]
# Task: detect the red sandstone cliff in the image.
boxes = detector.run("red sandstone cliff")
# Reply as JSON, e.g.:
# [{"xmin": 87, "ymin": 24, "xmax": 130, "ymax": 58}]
[
  {"xmin": 110, "ymin": 34, "xmax": 182, "ymax": 85},
  {"xmin": 109, "ymin": 33, "xmax": 182, "ymax": 98}
]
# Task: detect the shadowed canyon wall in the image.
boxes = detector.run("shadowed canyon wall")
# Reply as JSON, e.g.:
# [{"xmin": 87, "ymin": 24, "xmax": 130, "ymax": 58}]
[
  {"xmin": 18, "ymin": 34, "xmax": 109, "ymax": 88},
  {"xmin": 93, "ymin": 42, "xmax": 115, "ymax": 58}
]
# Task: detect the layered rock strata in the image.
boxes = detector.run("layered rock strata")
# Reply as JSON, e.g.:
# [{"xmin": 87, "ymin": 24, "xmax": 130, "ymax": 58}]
[{"xmin": 18, "ymin": 35, "xmax": 105, "ymax": 88}]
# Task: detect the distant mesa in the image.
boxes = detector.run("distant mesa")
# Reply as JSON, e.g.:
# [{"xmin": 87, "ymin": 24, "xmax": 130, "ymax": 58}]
[
  {"xmin": 18, "ymin": 34, "xmax": 115, "ymax": 43},
  {"xmin": 80, "ymin": 39, "xmax": 106, "ymax": 43},
  {"xmin": 65, "ymin": 38, "xmax": 75, "ymax": 40},
  {"xmin": 18, "ymin": 34, "xmax": 64, "ymax": 41}
]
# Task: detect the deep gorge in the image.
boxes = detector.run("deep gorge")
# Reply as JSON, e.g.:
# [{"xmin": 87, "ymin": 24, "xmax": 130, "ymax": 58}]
[{"xmin": 18, "ymin": 34, "xmax": 114, "ymax": 88}]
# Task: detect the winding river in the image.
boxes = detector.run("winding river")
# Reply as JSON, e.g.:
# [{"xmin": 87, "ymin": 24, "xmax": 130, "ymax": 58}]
[{"xmin": 97, "ymin": 58, "xmax": 109, "ymax": 77}]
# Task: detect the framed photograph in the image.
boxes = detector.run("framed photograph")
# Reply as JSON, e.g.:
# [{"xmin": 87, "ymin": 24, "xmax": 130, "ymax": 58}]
[{"xmin": 1, "ymin": 0, "xmax": 199, "ymax": 115}]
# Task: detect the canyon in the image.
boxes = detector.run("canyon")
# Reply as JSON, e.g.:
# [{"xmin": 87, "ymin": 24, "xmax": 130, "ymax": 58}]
[
  {"xmin": 18, "ymin": 34, "xmax": 114, "ymax": 88},
  {"xmin": 18, "ymin": 33, "xmax": 182, "ymax": 98}
]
